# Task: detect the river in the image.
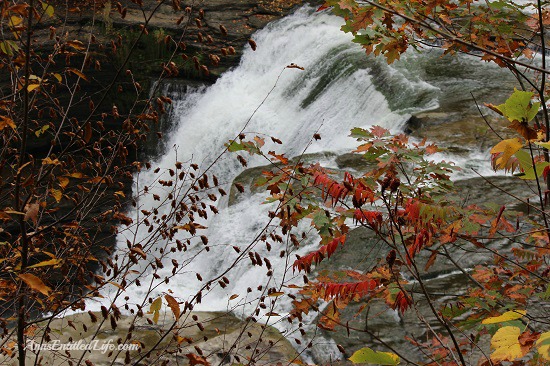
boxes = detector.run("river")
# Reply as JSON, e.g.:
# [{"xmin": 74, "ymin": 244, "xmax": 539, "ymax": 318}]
[{"xmin": 97, "ymin": 5, "xmax": 522, "ymax": 363}]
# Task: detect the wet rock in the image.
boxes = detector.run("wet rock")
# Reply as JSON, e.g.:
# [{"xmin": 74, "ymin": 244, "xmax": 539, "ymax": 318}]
[
  {"xmin": 406, "ymin": 110, "xmax": 513, "ymax": 152},
  {"xmin": 228, "ymin": 151, "xmax": 338, "ymax": 206}
]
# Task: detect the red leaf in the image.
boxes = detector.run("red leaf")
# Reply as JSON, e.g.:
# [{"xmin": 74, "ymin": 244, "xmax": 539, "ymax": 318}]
[
  {"xmin": 391, "ymin": 290, "xmax": 411, "ymax": 314},
  {"xmin": 315, "ymin": 278, "xmax": 378, "ymax": 301},
  {"xmin": 371, "ymin": 125, "xmax": 388, "ymax": 138},
  {"xmin": 354, "ymin": 209, "xmax": 382, "ymax": 231},
  {"xmin": 293, "ymin": 236, "xmax": 346, "ymax": 272},
  {"xmin": 317, "ymin": 3, "xmax": 330, "ymax": 11},
  {"xmin": 312, "ymin": 170, "xmax": 350, "ymax": 206}
]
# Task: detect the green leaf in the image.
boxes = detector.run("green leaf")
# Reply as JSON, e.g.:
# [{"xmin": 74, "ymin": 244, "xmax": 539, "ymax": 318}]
[
  {"xmin": 312, "ymin": 209, "xmax": 331, "ymax": 229},
  {"xmin": 534, "ymin": 141, "xmax": 550, "ymax": 150},
  {"xmin": 226, "ymin": 140, "xmax": 244, "ymax": 152},
  {"xmin": 514, "ymin": 149, "xmax": 532, "ymax": 171},
  {"xmin": 519, "ymin": 161, "xmax": 550, "ymax": 180},
  {"xmin": 349, "ymin": 127, "xmax": 370, "ymax": 139},
  {"xmin": 349, "ymin": 347, "xmax": 400, "ymax": 365},
  {"xmin": 35, "ymin": 124, "xmax": 49, "ymax": 137},
  {"xmin": 150, "ymin": 297, "xmax": 162, "ymax": 312},
  {"xmin": 496, "ymin": 88, "xmax": 540, "ymax": 122},
  {"xmin": 41, "ymin": 1, "xmax": 54, "ymax": 17}
]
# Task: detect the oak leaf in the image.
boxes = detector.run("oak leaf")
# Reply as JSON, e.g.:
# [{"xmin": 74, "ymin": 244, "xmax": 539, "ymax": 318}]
[{"xmin": 490, "ymin": 138, "xmax": 523, "ymax": 170}]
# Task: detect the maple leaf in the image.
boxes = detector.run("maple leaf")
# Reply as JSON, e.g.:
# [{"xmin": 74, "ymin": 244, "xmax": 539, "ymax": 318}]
[
  {"xmin": 508, "ymin": 120, "xmax": 538, "ymax": 141},
  {"xmin": 490, "ymin": 138, "xmax": 523, "ymax": 170},
  {"xmin": 490, "ymin": 326, "xmax": 528, "ymax": 362}
]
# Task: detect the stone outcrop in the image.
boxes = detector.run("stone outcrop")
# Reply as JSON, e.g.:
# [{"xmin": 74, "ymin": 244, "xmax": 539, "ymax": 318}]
[{"xmin": 8, "ymin": 311, "xmax": 300, "ymax": 365}]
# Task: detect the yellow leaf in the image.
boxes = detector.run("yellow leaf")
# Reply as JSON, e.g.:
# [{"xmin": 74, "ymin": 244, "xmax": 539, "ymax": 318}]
[
  {"xmin": 537, "ymin": 331, "xmax": 550, "ymax": 360},
  {"xmin": 150, "ymin": 297, "xmax": 162, "ymax": 312},
  {"xmin": 19, "ymin": 273, "xmax": 51, "ymax": 296},
  {"xmin": 42, "ymin": 157, "xmax": 60, "ymax": 165},
  {"xmin": 51, "ymin": 188, "xmax": 62, "ymax": 203},
  {"xmin": 27, "ymin": 84, "xmax": 40, "ymax": 92},
  {"xmin": 67, "ymin": 172, "xmax": 83, "ymax": 178},
  {"xmin": 67, "ymin": 40, "xmax": 85, "ymax": 50},
  {"xmin": 482, "ymin": 310, "xmax": 526, "ymax": 324},
  {"xmin": 490, "ymin": 138, "xmax": 523, "ymax": 170},
  {"xmin": 27, "ymin": 259, "xmax": 61, "ymax": 269},
  {"xmin": 165, "ymin": 294, "xmax": 180, "ymax": 320},
  {"xmin": 349, "ymin": 347, "xmax": 400, "ymax": 365},
  {"xmin": 52, "ymin": 73, "xmax": 62, "ymax": 82},
  {"xmin": 491, "ymin": 326, "xmax": 527, "ymax": 362},
  {"xmin": 9, "ymin": 16, "xmax": 22, "ymax": 28}
]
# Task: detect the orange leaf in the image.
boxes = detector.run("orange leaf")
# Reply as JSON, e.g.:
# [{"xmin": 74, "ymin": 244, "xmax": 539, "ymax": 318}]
[
  {"xmin": 67, "ymin": 68, "xmax": 89, "ymax": 81},
  {"xmin": 164, "ymin": 294, "xmax": 180, "ymax": 320},
  {"xmin": 185, "ymin": 353, "xmax": 210, "ymax": 366},
  {"xmin": 19, "ymin": 273, "xmax": 51, "ymax": 296},
  {"xmin": 0, "ymin": 116, "xmax": 16, "ymax": 131}
]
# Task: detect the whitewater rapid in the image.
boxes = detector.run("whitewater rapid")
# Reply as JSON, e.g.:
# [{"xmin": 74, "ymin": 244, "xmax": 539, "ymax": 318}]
[{"xmin": 85, "ymin": 5, "xmax": 518, "ymax": 362}]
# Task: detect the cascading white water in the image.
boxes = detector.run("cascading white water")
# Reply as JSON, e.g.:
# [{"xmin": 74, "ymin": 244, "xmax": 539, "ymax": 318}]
[
  {"xmin": 116, "ymin": 6, "xmax": 437, "ymax": 303},
  {"xmin": 88, "ymin": 5, "xmax": 518, "ymax": 362}
]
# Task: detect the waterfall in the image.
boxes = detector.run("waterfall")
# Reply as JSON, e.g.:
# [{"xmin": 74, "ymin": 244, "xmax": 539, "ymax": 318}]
[{"xmin": 87, "ymin": 5, "xmax": 515, "ymax": 362}]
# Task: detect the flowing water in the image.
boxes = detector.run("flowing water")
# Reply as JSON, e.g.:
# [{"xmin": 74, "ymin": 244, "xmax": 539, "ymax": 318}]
[{"xmin": 94, "ymin": 5, "xmax": 522, "ymax": 362}]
